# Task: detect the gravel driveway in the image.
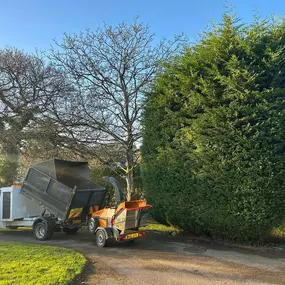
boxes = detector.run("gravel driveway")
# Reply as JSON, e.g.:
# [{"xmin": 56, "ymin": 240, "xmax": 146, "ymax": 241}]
[{"xmin": 1, "ymin": 229, "xmax": 285, "ymax": 285}]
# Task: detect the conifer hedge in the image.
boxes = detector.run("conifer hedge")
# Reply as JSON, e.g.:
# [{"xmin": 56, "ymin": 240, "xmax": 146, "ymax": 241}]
[{"xmin": 142, "ymin": 13, "xmax": 285, "ymax": 242}]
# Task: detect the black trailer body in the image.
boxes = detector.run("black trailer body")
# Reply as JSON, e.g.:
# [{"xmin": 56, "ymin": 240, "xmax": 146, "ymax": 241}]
[{"xmin": 20, "ymin": 159, "xmax": 106, "ymax": 240}]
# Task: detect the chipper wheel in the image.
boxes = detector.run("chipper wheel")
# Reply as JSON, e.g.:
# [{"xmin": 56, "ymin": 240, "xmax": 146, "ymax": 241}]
[{"xmin": 95, "ymin": 229, "xmax": 108, "ymax": 247}]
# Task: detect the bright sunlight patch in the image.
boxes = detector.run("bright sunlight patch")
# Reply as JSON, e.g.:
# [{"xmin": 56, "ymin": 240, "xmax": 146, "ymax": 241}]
[
  {"xmin": 0, "ymin": 241, "xmax": 86, "ymax": 285},
  {"xmin": 141, "ymin": 222, "xmax": 181, "ymax": 235}
]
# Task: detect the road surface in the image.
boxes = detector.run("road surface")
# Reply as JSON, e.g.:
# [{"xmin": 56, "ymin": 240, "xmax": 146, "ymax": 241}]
[{"xmin": 1, "ymin": 229, "xmax": 285, "ymax": 284}]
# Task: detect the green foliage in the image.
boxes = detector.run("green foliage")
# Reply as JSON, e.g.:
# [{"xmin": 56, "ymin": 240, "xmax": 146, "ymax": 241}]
[
  {"xmin": 0, "ymin": 241, "xmax": 85, "ymax": 285},
  {"xmin": 142, "ymin": 12, "xmax": 285, "ymax": 242},
  {"xmin": 0, "ymin": 146, "xmax": 19, "ymax": 187}
]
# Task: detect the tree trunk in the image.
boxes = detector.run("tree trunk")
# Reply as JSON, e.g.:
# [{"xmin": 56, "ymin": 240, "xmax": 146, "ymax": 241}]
[
  {"xmin": 125, "ymin": 144, "xmax": 135, "ymax": 201},
  {"xmin": 125, "ymin": 168, "xmax": 134, "ymax": 201}
]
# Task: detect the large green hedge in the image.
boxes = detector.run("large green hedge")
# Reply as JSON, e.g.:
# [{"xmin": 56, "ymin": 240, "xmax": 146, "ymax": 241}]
[{"xmin": 142, "ymin": 13, "xmax": 285, "ymax": 242}]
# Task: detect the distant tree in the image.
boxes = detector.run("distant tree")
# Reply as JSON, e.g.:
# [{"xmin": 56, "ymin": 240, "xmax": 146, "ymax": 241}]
[
  {"xmin": 0, "ymin": 48, "xmax": 67, "ymax": 184},
  {"xmin": 49, "ymin": 19, "xmax": 183, "ymax": 200}
]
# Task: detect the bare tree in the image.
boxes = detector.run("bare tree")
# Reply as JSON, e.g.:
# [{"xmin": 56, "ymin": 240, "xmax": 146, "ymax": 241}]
[{"xmin": 49, "ymin": 19, "xmax": 183, "ymax": 200}]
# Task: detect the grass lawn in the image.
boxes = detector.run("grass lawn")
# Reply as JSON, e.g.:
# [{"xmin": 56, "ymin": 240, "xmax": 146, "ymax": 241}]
[
  {"xmin": 0, "ymin": 241, "xmax": 86, "ymax": 285},
  {"xmin": 140, "ymin": 221, "xmax": 181, "ymax": 235}
]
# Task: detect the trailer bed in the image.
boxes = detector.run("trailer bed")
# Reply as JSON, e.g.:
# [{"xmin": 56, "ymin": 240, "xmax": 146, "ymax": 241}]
[{"xmin": 21, "ymin": 159, "xmax": 106, "ymax": 222}]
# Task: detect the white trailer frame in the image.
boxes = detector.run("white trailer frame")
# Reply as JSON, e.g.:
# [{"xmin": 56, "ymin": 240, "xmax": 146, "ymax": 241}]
[{"xmin": 0, "ymin": 186, "xmax": 43, "ymax": 229}]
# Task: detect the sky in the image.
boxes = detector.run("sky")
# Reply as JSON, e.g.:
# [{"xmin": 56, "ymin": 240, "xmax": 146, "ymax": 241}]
[{"xmin": 0, "ymin": 0, "xmax": 284, "ymax": 52}]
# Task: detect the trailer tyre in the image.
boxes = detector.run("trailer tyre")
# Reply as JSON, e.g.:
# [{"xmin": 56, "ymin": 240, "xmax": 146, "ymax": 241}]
[
  {"xmin": 95, "ymin": 229, "xmax": 108, "ymax": 247},
  {"xmin": 33, "ymin": 221, "xmax": 53, "ymax": 241}
]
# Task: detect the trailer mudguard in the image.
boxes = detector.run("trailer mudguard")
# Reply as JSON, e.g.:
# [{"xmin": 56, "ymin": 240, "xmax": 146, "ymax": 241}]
[
  {"xmin": 95, "ymin": 227, "xmax": 114, "ymax": 239},
  {"xmin": 33, "ymin": 216, "xmax": 56, "ymax": 229}
]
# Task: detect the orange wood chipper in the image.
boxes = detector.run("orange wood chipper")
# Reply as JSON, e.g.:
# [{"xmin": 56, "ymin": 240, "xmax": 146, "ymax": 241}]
[{"xmin": 88, "ymin": 177, "xmax": 152, "ymax": 247}]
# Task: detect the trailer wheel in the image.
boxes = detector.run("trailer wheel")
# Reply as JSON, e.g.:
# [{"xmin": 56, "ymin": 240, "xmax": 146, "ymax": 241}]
[
  {"xmin": 95, "ymin": 229, "xmax": 108, "ymax": 247},
  {"xmin": 33, "ymin": 222, "xmax": 53, "ymax": 241}
]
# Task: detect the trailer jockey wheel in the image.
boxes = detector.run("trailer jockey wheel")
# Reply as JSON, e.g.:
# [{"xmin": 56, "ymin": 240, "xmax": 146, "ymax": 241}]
[
  {"xmin": 33, "ymin": 221, "xmax": 53, "ymax": 241},
  {"xmin": 95, "ymin": 229, "xmax": 108, "ymax": 247}
]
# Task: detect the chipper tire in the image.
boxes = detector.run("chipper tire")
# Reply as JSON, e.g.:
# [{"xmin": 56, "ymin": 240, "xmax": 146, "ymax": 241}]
[
  {"xmin": 95, "ymin": 229, "xmax": 108, "ymax": 247},
  {"xmin": 33, "ymin": 221, "xmax": 53, "ymax": 241}
]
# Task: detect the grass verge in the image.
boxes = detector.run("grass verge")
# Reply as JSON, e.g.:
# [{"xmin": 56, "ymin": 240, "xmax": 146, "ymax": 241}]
[
  {"xmin": 140, "ymin": 221, "xmax": 181, "ymax": 235},
  {"xmin": 0, "ymin": 241, "xmax": 86, "ymax": 285},
  {"xmin": 263, "ymin": 224, "xmax": 285, "ymax": 249}
]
